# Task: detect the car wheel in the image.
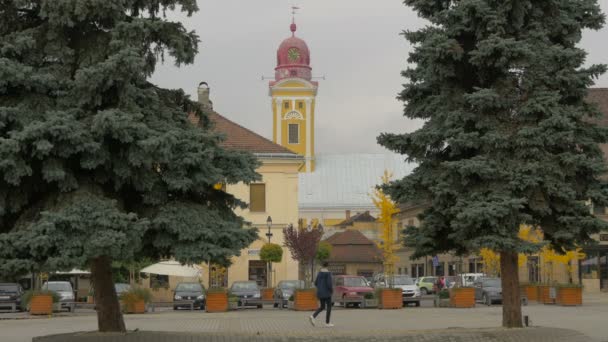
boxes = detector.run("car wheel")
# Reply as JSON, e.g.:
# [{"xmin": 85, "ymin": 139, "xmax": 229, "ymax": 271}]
[
  {"xmin": 257, "ymin": 304, "xmax": 263, "ymax": 309},
  {"xmin": 420, "ymin": 288, "xmax": 428, "ymax": 295},
  {"xmin": 173, "ymin": 306, "xmax": 178, "ymax": 310},
  {"xmin": 415, "ymin": 301, "xmax": 421, "ymax": 307},
  {"xmin": 273, "ymin": 302, "xmax": 278, "ymax": 308}
]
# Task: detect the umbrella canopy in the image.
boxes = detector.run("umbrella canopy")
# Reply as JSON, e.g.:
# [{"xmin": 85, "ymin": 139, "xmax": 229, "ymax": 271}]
[{"xmin": 140, "ymin": 261, "xmax": 202, "ymax": 278}]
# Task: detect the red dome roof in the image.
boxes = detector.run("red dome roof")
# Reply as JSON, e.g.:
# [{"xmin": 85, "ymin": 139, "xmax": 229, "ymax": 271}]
[{"xmin": 274, "ymin": 23, "xmax": 312, "ymax": 81}]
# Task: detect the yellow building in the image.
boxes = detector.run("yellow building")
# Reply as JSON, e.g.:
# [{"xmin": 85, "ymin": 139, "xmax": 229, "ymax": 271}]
[{"xmin": 193, "ymin": 84, "xmax": 304, "ymax": 289}]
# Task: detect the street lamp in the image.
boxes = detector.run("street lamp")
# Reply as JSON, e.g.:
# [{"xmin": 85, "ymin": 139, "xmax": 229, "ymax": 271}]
[{"xmin": 266, "ymin": 216, "xmax": 273, "ymax": 243}]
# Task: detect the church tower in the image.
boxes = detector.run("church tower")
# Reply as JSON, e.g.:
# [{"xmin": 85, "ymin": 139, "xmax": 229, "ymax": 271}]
[{"xmin": 269, "ymin": 18, "xmax": 318, "ymax": 172}]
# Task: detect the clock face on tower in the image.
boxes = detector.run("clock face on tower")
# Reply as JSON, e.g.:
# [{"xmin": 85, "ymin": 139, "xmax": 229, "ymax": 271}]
[{"xmin": 287, "ymin": 47, "xmax": 301, "ymax": 62}]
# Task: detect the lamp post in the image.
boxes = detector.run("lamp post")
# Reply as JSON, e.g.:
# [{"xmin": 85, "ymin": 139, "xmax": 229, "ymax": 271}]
[{"xmin": 266, "ymin": 216, "xmax": 273, "ymax": 287}]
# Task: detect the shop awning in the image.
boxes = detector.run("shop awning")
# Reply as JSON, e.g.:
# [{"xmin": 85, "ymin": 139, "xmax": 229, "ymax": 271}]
[{"xmin": 140, "ymin": 261, "xmax": 202, "ymax": 278}]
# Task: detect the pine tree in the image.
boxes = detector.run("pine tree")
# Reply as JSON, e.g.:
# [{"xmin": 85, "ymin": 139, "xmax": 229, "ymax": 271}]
[
  {"xmin": 379, "ymin": 0, "xmax": 608, "ymax": 328},
  {"xmin": 0, "ymin": 1, "xmax": 259, "ymax": 332}
]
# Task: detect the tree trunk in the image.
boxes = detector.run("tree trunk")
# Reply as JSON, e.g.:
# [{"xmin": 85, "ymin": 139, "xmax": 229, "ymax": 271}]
[
  {"xmin": 500, "ymin": 251, "xmax": 522, "ymax": 328},
  {"xmin": 91, "ymin": 256, "xmax": 126, "ymax": 332}
]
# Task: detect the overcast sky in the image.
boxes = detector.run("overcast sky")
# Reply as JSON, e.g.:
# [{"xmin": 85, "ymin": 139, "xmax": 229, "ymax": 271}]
[{"xmin": 151, "ymin": 0, "xmax": 608, "ymax": 154}]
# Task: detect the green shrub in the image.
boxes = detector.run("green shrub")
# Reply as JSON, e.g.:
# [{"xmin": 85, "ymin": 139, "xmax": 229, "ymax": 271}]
[
  {"xmin": 260, "ymin": 243, "xmax": 283, "ymax": 263},
  {"xmin": 288, "ymin": 295, "xmax": 294, "ymax": 301},
  {"xmin": 22, "ymin": 290, "xmax": 60, "ymax": 306},
  {"xmin": 119, "ymin": 287, "xmax": 153, "ymax": 304},
  {"xmin": 228, "ymin": 295, "xmax": 239, "ymax": 302},
  {"xmin": 438, "ymin": 289, "xmax": 450, "ymax": 299},
  {"xmin": 364, "ymin": 292, "xmax": 375, "ymax": 299}
]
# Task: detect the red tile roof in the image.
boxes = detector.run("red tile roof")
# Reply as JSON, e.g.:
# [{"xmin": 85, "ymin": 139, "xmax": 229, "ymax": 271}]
[
  {"xmin": 190, "ymin": 112, "xmax": 297, "ymax": 155},
  {"xmin": 334, "ymin": 211, "xmax": 376, "ymax": 227},
  {"xmin": 325, "ymin": 230, "xmax": 383, "ymax": 264}
]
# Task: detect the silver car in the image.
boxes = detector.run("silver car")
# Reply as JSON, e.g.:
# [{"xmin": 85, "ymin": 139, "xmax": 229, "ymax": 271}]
[
  {"xmin": 474, "ymin": 278, "xmax": 502, "ymax": 305},
  {"xmin": 42, "ymin": 281, "xmax": 75, "ymax": 312}
]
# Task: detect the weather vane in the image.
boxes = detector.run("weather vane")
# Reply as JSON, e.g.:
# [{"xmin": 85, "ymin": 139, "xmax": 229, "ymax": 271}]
[{"xmin": 292, "ymin": 5, "xmax": 300, "ymax": 23}]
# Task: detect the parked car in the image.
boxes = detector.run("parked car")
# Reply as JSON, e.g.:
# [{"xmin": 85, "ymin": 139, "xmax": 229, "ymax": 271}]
[
  {"xmin": 474, "ymin": 277, "xmax": 502, "ymax": 305},
  {"xmin": 273, "ymin": 280, "xmax": 305, "ymax": 308},
  {"xmin": 114, "ymin": 283, "xmax": 131, "ymax": 297},
  {"xmin": 461, "ymin": 273, "xmax": 486, "ymax": 287},
  {"xmin": 173, "ymin": 282, "xmax": 205, "ymax": 310},
  {"xmin": 0, "ymin": 283, "xmax": 24, "ymax": 311},
  {"xmin": 42, "ymin": 281, "xmax": 74, "ymax": 312},
  {"xmin": 332, "ymin": 275, "xmax": 374, "ymax": 307},
  {"xmin": 415, "ymin": 276, "xmax": 437, "ymax": 295},
  {"xmin": 229, "ymin": 281, "xmax": 262, "ymax": 309}
]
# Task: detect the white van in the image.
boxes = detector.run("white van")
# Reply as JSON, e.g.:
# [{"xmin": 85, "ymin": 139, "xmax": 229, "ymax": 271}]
[{"xmin": 460, "ymin": 273, "xmax": 486, "ymax": 287}]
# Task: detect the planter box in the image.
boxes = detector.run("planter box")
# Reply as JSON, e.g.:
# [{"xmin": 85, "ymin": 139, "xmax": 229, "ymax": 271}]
[
  {"xmin": 86, "ymin": 296, "xmax": 95, "ymax": 304},
  {"xmin": 538, "ymin": 285, "xmax": 556, "ymax": 304},
  {"xmin": 261, "ymin": 288, "xmax": 274, "ymax": 301},
  {"xmin": 557, "ymin": 287, "xmax": 582, "ymax": 306},
  {"xmin": 287, "ymin": 301, "xmax": 295, "ymax": 310},
  {"xmin": 379, "ymin": 289, "xmax": 403, "ymax": 309},
  {"xmin": 30, "ymin": 295, "xmax": 53, "ymax": 315},
  {"xmin": 363, "ymin": 299, "xmax": 378, "ymax": 308},
  {"xmin": 123, "ymin": 300, "xmax": 146, "ymax": 314},
  {"xmin": 228, "ymin": 301, "xmax": 239, "ymax": 310},
  {"xmin": 449, "ymin": 288, "xmax": 475, "ymax": 308},
  {"xmin": 521, "ymin": 285, "xmax": 538, "ymax": 302},
  {"xmin": 293, "ymin": 290, "xmax": 317, "ymax": 311},
  {"xmin": 206, "ymin": 292, "xmax": 228, "ymax": 313}
]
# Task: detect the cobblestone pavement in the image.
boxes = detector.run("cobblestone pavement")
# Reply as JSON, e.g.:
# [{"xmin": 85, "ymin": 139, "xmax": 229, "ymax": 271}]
[{"xmin": 1, "ymin": 293, "xmax": 607, "ymax": 342}]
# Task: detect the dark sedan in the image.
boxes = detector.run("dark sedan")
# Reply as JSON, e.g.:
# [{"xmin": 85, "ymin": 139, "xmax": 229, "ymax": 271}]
[
  {"xmin": 173, "ymin": 282, "xmax": 206, "ymax": 310},
  {"xmin": 474, "ymin": 277, "xmax": 502, "ymax": 305},
  {"xmin": 230, "ymin": 281, "xmax": 262, "ymax": 309},
  {"xmin": 0, "ymin": 283, "xmax": 24, "ymax": 311},
  {"xmin": 273, "ymin": 280, "xmax": 305, "ymax": 307}
]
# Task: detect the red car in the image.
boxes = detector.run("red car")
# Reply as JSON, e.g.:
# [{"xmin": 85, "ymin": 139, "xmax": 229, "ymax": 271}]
[{"xmin": 332, "ymin": 275, "xmax": 374, "ymax": 307}]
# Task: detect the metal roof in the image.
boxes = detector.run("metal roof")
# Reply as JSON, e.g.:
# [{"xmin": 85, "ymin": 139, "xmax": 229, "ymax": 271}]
[{"xmin": 298, "ymin": 153, "xmax": 415, "ymax": 209}]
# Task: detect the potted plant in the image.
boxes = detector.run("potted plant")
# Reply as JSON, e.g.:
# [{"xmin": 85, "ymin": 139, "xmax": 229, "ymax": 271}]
[
  {"xmin": 205, "ymin": 287, "xmax": 229, "ymax": 313},
  {"xmin": 293, "ymin": 288, "xmax": 317, "ymax": 311},
  {"xmin": 433, "ymin": 289, "xmax": 451, "ymax": 307},
  {"xmin": 363, "ymin": 292, "xmax": 378, "ymax": 308},
  {"xmin": 87, "ymin": 288, "xmax": 95, "ymax": 304},
  {"xmin": 23, "ymin": 290, "xmax": 59, "ymax": 315},
  {"xmin": 120, "ymin": 287, "xmax": 151, "ymax": 314},
  {"xmin": 449, "ymin": 287, "xmax": 475, "ymax": 308},
  {"xmin": 378, "ymin": 288, "xmax": 403, "ymax": 309},
  {"xmin": 228, "ymin": 294, "xmax": 239, "ymax": 310},
  {"xmin": 556, "ymin": 283, "xmax": 583, "ymax": 306},
  {"xmin": 260, "ymin": 243, "xmax": 283, "ymax": 295}
]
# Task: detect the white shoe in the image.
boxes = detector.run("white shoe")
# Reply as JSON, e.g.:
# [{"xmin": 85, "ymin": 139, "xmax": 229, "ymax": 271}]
[
  {"xmin": 309, "ymin": 315, "xmax": 316, "ymax": 326},
  {"xmin": 325, "ymin": 323, "xmax": 334, "ymax": 327}
]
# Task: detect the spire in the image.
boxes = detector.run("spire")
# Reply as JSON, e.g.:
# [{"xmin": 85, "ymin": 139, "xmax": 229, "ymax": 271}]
[{"xmin": 291, "ymin": 6, "xmax": 300, "ymax": 36}]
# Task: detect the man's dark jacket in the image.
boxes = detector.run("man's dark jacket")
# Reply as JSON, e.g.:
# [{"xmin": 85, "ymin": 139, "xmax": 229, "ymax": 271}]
[{"xmin": 314, "ymin": 268, "xmax": 333, "ymax": 299}]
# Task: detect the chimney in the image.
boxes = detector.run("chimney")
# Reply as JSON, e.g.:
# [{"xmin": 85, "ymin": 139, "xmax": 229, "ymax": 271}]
[
  {"xmin": 197, "ymin": 82, "xmax": 213, "ymax": 110},
  {"xmin": 345, "ymin": 210, "xmax": 351, "ymax": 220}
]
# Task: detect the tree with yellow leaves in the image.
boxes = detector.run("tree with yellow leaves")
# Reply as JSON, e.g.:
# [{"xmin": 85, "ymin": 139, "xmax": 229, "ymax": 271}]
[
  {"xmin": 480, "ymin": 226, "xmax": 543, "ymax": 277},
  {"xmin": 371, "ymin": 171, "xmax": 401, "ymax": 287}
]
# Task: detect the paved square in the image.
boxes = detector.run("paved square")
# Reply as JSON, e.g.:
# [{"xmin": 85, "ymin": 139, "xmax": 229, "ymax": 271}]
[{"xmin": 1, "ymin": 294, "xmax": 607, "ymax": 342}]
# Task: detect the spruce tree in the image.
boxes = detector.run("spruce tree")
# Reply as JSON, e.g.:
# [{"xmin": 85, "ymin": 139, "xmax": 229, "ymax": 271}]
[
  {"xmin": 379, "ymin": 0, "xmax": 608, "ymax": 327},
  {"xmin": 0, "ymin": 1, "xmax": 259, "ymax": 332}
]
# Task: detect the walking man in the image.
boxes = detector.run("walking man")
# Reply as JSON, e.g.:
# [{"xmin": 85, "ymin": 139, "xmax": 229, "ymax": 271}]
[{"xmin": 309, "ymin": 262, "xmax": 333, "ymax": 327}]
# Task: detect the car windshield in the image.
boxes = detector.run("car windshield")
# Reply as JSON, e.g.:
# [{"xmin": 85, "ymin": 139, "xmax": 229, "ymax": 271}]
[
  {"xmin": 280, "ymin": 281, "xmax": 302, "ymax": 289},
  {"xmin": 391, "ymin": 276, "xmax": 415, "ymax": 285},
  {"xmin": 344, "ymin": 277, "xmax": 367, "ymax": 287},
  {"xmin": 44, "ymin": 283, "xmax": 71, "ymax": 292},
  {"xmin": 115, "ymin": 284, "xmax": 130, "ymax": 292},
  {"xmin": 482, "ymin": 279, "xmax": 501, "ymax": 287},
  {"xmin": 232, "ymin": 282, "xmax": 258, "ymax": 291},
  {"xmin": 0, "ymin": 284, "xmax": 18, "ymax": 292},
  {"xmin": 175, "ymin": 283, "xmax": 203, "ymax": 292}
]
